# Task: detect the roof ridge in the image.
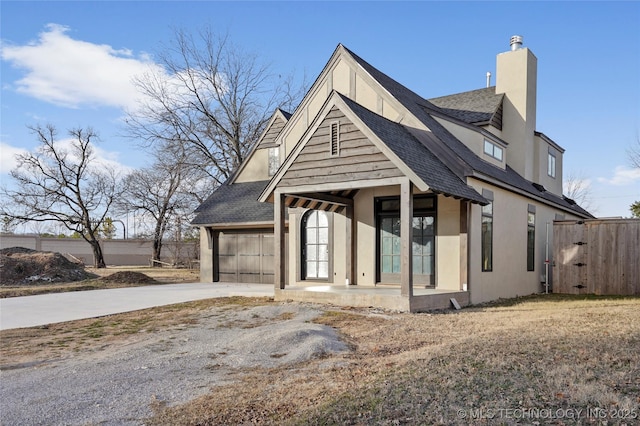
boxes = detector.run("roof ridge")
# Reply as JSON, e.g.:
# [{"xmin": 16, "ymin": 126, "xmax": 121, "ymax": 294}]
[
  {"xmin": 428, "ymin": 86, "xmax": 497, "ymax": 101},
  {"xmin": 341, "ymin": 46, "xmax": 475, "ymax": 180}
]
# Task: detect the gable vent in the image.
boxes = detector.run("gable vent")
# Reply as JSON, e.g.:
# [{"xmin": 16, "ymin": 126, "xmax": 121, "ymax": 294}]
[{"xmin": 330, "ymin": 122, "xmax": 340, "ymax": 156}]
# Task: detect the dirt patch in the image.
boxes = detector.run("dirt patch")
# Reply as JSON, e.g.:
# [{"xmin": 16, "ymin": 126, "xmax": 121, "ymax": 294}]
[
  {"xmin": 99, "ymin": 271, "xmax": 157, "ymax": 284},
  {"xmin": 0, "ymin": 299, "xmax": 347, "ymax": 425},
  {"xmin": 0, "ymin": 247, "xmax": 97, "ymax": 285},
  {"xmin": 2, "ymin": 295, "xmax": 638, "ymax": 425},
  {"xmin": 87, "ymin": 266, "xmax": 200, "ymax": 284},
  {"xmin": 0, "ymin": 265, "xmax": 199, "ymax": 298}
]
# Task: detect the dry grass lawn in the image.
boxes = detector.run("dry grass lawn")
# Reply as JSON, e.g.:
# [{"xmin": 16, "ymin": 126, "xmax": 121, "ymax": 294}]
[
  {"xmin": 0, "ymin": 266, "xmax": 199, "ymax": 298},
  {"xmin": 148, "ymin": 295, "xmax": 640, "ymax": 425},
  {"xmin": 2, "ymin": 294, "xmax": 638, "ymax": 425}
]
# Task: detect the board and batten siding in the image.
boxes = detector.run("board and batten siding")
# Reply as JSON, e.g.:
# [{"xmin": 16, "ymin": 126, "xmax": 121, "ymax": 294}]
[
  {"xmin": 554, "ymin": 219, "xmax": 640, "ymax": 295},
  {"xmin": 279, "ymin": 107, "xmax": 404, "ymax": 188}
]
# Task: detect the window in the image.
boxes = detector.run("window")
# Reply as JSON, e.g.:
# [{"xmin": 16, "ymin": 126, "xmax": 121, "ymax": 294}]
[
  {"xmin": 268, "ymin": 147, "xmax": 280, "ymax": 176},
  {"xmin": 302, "ymin": 210, "xmax": 329, "ymax": 279},
  {"xmin": 527, "ymin": 208, "xmax": 536, "ymax": 271},
  {"xmin": 481, "ymin": 189, "xmax": 494, "ymax": 272},
  {"xmin": 330, "ymin": 122, "xmax": 340, "ymax": 156},
  {"xmin": 548, "ymin": 152, "xmax": 556, "ymax": 178},
  {"xmin": 484, "ymin": 139, "xmax": 503, "ymax": 161},
  {"xmin": 376, "ymin": 196, "xmax": 436, "ymax": 285}
]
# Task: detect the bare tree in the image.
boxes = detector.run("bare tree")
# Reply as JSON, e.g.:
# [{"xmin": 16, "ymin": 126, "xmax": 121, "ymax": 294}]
[
  {"xmin": 125, "ymin": 27, "xmax": 305, "ymax": 187},
  {"xmin": 564, "ymin": 170, "xmax": 595, "ymax": 213},
  {"xmin": 0, "ymin": 125, "xmax": 119, "ymax": 267},
  {"xmin": 117, "ymin": 144, "xmax": 203, "ymax": 264},
  {"xmin": 99, "ymin": 217, "xmax": 117, "ymax": 239},
  {"xmin": 0, "ymin": 216, "xmax": 19, "ymax": 234}
]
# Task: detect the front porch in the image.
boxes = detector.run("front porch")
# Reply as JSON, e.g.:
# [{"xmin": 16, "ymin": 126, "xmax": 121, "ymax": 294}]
[
  {"xmin": 257, "ymin": 98, "xmax": 489, "ymax": 312},
  {"xmin": 267, "ymin": 181, "xmax": 475, "ymax": 313},
  {"xmin": 275, "ymin": 284, "xmax": 470, "ymax": 312}
]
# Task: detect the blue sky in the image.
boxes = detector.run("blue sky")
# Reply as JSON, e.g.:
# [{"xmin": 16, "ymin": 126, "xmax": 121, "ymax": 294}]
[{"xmin": 1, "ymin": 1, "xmax": 639, "ymax": 218}]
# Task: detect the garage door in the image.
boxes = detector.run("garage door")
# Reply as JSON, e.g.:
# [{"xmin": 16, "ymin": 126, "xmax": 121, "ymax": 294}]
[{"xmin": 218, "ymin": 231, "xmax": 275, "ymax": 284}]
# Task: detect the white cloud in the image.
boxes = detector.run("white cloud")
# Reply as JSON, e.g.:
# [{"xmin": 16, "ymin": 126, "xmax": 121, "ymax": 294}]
[
  {"xmin": 1, "ymin": 24, "xmax": 161, "ymax": 109},
  {"xmin": 597, "ymin": 166, "xmax": 640, "ymax": 186},
  {"xmin": 50, "ymin": 138, "xmax": 133, "ymax": 177},
  {"xmin": 0, "ymin": 139, "xmax": 131, "ymax": 178},
  {"xmin": 0, "ymin": 142, "xmax": 28, "ymax": 174}
]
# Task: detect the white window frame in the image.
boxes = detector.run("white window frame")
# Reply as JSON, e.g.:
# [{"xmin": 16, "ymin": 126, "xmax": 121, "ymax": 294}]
[
  {"xmin": 548, "ymin": 152, "xmax": 556, "ymax": 178},
  {"xmin": 268, "ymin": 147, "xmax": 280, "ymax": 176},
  {"xmin": 483, "ymin": 139, "xmax": 503, "ymax": 161},
  {"xmin": 301, "ymin": 210, "xmax": 331, "ymax": 281}
]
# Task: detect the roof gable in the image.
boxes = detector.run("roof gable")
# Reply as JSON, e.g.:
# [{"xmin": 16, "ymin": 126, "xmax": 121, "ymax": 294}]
[
  {"xmin": 201, "ymin": 44, "xmax": 589, "ymax": 221},
  {"xmin": 256, "ymin": 110, "xmax": 289, "ymax": 149},
  {"xmin": 229, "ymin": 108, "xmax": 291, "ymax": 183},
  {"xmin": 277, "ymin": 105, "xmax": 405, "ymax": 189},
  {"xmin": 341, "ymin": 46, "xmax": 585, "ymax": 213},
  {"xmin": 260, "ymin": 91, "xmax": 487, "ymax": 204}
]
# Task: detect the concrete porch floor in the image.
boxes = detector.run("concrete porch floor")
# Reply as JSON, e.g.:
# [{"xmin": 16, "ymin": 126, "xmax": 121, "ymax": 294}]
[{"xmin": 275, "ymin": 284, "xmax": 469, "ymax": 312}]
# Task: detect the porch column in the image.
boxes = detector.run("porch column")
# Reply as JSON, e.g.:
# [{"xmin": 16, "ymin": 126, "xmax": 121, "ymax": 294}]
[
  {"xmin": 346, "ymin": 203, "xmax": 356, "ymax": 285},
  {"xmin": 400, "ymin": 180, "xmax": 414, "ymax": 297},
  {"xmin": 200, "ymin": 227, "xmax": 215, "ymax": 282},
  {"xmin": 274, "ymin": 190, "xmax": 286, "ymax": 290},
  {"xmin": 460, "ymin": 201, "xmax": 469, "ymax": 291}
]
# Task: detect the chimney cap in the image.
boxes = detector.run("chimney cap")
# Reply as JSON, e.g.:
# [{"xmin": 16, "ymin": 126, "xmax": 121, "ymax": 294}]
[{"xmin": 510, "ymin": 35, "xmax": 524, "ymax": 51}]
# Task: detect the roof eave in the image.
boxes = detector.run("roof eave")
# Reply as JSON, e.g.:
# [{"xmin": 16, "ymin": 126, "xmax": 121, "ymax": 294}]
[{"xmin": 468, "ymin": 171, "xmax": 593, "ymax": 219}]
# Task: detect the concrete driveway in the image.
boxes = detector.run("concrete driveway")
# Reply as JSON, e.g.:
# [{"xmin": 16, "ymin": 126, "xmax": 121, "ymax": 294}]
[{"xmin": 0, "ymin": 283, "xmax": 274, "ymax": 330}]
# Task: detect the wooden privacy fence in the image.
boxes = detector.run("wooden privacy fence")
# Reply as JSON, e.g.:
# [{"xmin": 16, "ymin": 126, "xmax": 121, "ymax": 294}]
[{"xmin": 553, "ymin": 219, "xmax": 640, "ymax": 295}]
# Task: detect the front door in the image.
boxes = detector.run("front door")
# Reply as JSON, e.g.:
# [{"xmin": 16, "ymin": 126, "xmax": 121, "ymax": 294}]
[
  {"xmin": 302, "ymin": 210, "xmax": 329, "ymax": 279},
  {"xmin": 377, "ymin": 196, "xmax": 436, "ymax": 286}
]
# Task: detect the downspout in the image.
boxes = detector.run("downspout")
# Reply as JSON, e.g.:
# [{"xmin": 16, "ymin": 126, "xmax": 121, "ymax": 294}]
[{"xmin": 466, "ymin": 201, "xmax": 472, "ymax": 294}]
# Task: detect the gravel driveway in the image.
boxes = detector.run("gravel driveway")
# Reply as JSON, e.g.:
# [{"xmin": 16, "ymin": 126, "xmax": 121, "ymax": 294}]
[{"xmin": 0, "ymin": 303, "xmax": 347, "ymax": 425}]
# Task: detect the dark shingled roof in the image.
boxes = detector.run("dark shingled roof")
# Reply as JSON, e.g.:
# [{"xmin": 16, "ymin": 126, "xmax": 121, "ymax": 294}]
[
  {"xmin": 278, "ymin": 108, "xmax": 292, "ymax": 120},
  {"xmin": 191, "ymin": 180, "xmax": 273, "ymax": 225},
  {"xmin": 344, "ymin": 46, "xmax": 592, "ymax": 218},
  {"xmin": 428, "ymin": 87, "xmax": 504, "ymax": 126},
  {"xmin": 338, "ymin": 93, "xmax": 487, "ymax": 204},
  {"xmin": 193, "ymin": 45, "xmax": 592, "ymax": 225}
]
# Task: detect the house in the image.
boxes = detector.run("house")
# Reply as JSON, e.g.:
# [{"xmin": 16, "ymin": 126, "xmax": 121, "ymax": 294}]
[{"xmin": 192, "ymin": 36, "xmax": 592, "ymax": 312}]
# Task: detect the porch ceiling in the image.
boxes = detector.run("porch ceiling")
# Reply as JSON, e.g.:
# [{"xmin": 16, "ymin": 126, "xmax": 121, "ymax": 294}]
[{"xmin": 283, "ymin": 189, "xmax": 358, "ymax": 213}]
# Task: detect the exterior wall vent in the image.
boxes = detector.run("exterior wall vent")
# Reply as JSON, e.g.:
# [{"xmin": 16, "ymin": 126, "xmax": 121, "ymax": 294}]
[
  {"xmin": 330, "ymin": 121, "xmax": 340, "ymax": 156},
  {"xmin": 510, "ymin": 35, "xmax": 523, "ymax": 51}
]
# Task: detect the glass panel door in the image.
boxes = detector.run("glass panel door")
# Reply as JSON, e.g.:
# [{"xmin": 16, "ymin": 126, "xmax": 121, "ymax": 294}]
[
  {"xmin": 412, "ymin": 215, "xmax": 435, "ymax": 285},
  {"xmin": 378, "ymin": 214, "xmax": 435, "ymax": 286},
  {"xmin": 303, "ymin": 210, "xmax": 329, "ymax": 279},
  {"xmin": 380, "ymin": 217, "xmax": 401, "ymax": 276}
]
